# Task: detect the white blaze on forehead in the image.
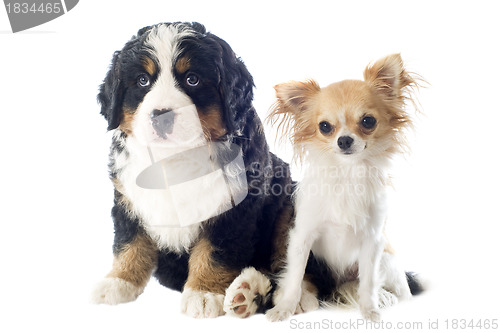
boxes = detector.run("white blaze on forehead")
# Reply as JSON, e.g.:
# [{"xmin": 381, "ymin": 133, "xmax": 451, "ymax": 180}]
[
  {"xmin": 142, "ymin": 24, "xmax": 195, "ymax": 110},
  {"xmin": 338, "ymin": 111, "xmax": 347, "ymax": 128},
  {"xmin": 335, "ymin": 111, "xmax": 350, "ymax": 138},
  {"xmin": 145, "ymin": 24, "xmax": 194, "ymax": 76}
]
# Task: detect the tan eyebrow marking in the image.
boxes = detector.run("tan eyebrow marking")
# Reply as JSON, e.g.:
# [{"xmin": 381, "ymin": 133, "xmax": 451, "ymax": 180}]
[
  {"xmin": 175, "ymin": 56, "xmax": 190, "ymax": 74},
  {"xmin": 142, "ymin": 56, "xmax": 156, "ymax": 76}
]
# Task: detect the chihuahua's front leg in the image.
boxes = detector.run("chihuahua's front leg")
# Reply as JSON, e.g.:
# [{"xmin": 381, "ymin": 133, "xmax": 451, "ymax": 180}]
[
  {"xmin": 358, "ymin": 235, "xmax": 384, "ymax": 321},
  {"xmin": 358, "ymin": 197, "xmax": 386, "ymax": 322},
  {"xmin": 266, "ymin": 214, "xmax": 319, "ymax": 322}
]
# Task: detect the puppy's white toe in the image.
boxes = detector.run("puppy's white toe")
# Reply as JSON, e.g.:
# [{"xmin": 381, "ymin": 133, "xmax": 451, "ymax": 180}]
[
  {"xmin": 90, "ymin": 277, "xmax": 143, "ymax": 305},
  {"xmin": 181, "ymin": 288, "xmax": 225, "ymax": 318}
]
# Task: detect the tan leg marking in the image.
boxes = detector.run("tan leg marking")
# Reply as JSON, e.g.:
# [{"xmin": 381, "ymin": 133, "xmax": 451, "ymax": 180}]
[
  {"xmin": 184, "ymin": 238, "xmax": 239, "ymax": 294},
  {"xmin": 107, "ymin": 232, "xmax": 158, "ymax": 289}
]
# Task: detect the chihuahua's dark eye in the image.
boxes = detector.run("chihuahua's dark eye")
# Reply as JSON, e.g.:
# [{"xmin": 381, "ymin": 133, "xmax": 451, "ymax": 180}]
[
  {"xmin": 137, "ymin": 74, "xmax": 151, "ymax": 88},
  {"xmin": 186, "ymin": 73, "xmax": 200, "ymax": 87},
  {"xmin": 319, "ymin": 121, "xmax": 334, "ymax": 135},
  {"xmin": 361, "ymin": 116, "xmax": 377, "ymax": 129}
]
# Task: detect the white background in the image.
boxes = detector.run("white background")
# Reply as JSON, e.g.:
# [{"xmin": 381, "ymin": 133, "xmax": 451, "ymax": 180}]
[{"xmin": 1, "ymin": 1, "xmax": 499, "ymax": 332}]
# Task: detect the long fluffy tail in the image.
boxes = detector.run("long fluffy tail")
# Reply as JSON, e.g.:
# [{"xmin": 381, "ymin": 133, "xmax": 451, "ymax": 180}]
[{"xmin": 406, "ymin": 271, "xmax": 424, "ymax": 296}]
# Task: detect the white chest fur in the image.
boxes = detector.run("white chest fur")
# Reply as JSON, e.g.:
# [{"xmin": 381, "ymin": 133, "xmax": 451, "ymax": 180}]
[
  {"xmin": 113, "ymin": 132, "xmax": 248, "ymax": 253},
  {"xmin": 295, "ymin": 159, "xmax": 388, "ymax": 274},
  {"xmin": 113, "ymin": 135, "xmax": 203, "ymax": 253}
]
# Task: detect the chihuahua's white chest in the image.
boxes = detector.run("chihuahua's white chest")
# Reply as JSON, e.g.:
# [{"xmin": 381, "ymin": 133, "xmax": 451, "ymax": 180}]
[{"xmin": 295, "ymin": 161, "xmax": 387, "ymax": 273}]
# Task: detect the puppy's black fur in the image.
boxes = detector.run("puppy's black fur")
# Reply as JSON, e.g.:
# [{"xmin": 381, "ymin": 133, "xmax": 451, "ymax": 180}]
[
  {"xmin": 95, "ymin": 23, "xmax": 338, "ymax": 318},
  {"xmin": 97, "ymin": 22, "xmax": 319, "ymax": 301}
]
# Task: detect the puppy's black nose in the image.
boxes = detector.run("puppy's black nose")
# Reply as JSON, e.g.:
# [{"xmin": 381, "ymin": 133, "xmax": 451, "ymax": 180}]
[
  {"xmin": 151, "ymin": 108, "xmax": 174, "ymax": 138},
  {"xmin": 337, "ymin": 136, "xmax": 354, "ymax": 150},
  {"xmin": 151, "ymin": 108, "xmax": 172, "ymax": 118}
]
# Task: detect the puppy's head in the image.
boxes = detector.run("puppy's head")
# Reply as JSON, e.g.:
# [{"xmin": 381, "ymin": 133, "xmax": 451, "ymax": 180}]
[
  {"xmin": 98, "ymin": 22, "xmax": 254, "ymax": 148},
  {"xmin": 269, "ymin": 54, "xmax": 420, "ymax": 162}
]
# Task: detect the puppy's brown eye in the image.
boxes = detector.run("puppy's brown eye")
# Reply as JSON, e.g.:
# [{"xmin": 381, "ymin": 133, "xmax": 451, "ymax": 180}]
[
  {"xmin": 361, "ymin": 116, "xmax": 377, "ymax": 129},
  {"xmin": 319, "ymin": 121, "xmax": 334, "ymax": 135}
]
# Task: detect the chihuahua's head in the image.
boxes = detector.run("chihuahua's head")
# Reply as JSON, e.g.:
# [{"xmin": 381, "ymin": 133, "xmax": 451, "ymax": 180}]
[{"xmin": 269, "ymin": 54, "xmax": 420, "ymax": 164}]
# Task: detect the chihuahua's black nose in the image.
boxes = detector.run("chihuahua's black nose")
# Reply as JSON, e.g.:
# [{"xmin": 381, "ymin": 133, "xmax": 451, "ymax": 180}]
[
  {"xmin": 337, "ymin": 136, "xmax": 354, "ymax": 150},
  {"xmin": 151, "ymin": 108, "xmax": 174, "ymax": 138}
]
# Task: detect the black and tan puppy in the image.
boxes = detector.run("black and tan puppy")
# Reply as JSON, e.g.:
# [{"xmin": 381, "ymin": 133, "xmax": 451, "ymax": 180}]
[{"xmin": 91, "ymin": 21, "xmax": 330, "ymax": 318}]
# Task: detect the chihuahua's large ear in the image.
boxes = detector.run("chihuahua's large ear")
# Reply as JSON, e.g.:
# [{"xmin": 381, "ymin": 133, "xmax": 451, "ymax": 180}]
[
  {"xmin": 273, "ymin": 80, "xmax": 321, "ymax": 113},
  {"xmin": 268, "ymin": 80, "xmax": 320, "ymax": 131},
  {"xmin": 363, "ymin": 53, "xmax": 416, "ymax": 104},
  {"xmin": 267, "ymin": 80, "xmax": 321, "ymax": 159}
]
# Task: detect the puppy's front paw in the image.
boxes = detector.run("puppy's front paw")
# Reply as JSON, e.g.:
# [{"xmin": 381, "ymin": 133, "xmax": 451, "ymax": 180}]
[
  {"xmin": 224, "ymin": 267, "xmax": 271, "ymax": 318},
  {"xmin": 181, "ymin": 288, "xmax": 225, "ymax": 318},
  {"xmin": 90, "ymin": 277, "xmax": 144, "ymax": 305}
]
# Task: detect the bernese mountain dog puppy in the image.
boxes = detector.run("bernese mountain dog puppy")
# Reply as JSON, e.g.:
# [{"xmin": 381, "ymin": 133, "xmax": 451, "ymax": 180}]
[{"xmin": 91, "ymin": 22, "xmax": 336, "ymax": 318}]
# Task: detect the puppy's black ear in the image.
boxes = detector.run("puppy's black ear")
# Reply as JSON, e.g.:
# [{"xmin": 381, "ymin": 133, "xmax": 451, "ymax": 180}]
[
  {"xmin": 97, "ymin": 50, "xmax": 124, "ymax": 131},
  {"xmin": 212, "ymin": 35, "xmax": 255, "ymax": 133},
  {"xmin": 98, "ymin": 27, "xmax": 152, "ymax": 131}
]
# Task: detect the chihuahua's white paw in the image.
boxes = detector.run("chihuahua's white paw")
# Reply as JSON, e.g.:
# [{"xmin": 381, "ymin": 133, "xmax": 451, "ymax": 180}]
[
  {"xmin": 90, "ymin": 277, "xmax": 144, "ymax": 305},
  {"xmin": 266, "ymin": 282, "xmax": 318, "ymax": 321},
  {"xmin": 359, "ymin": 290, "xmax": 380, "ymax": 322},
  {"xmin": 181, "ymin": 288, "xmax": 225, "ymax": 318},
  {"xmin": 359, "ymin": 293, "xmax": 381, "ymax": 322},
  {"xmin": 295, "ymin": 286, "xmax": 319, "ymax": 314},
  {"xmin": 361, "ymin": 306, "xmax": 381, "ymax": 322},
  {"xmin": 335, "ymin": 280, "xmax": 399, "ymax": 309},
  {"xmin": 266, "ymin": 303, "xmax": 296, "ymax": 322}
]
